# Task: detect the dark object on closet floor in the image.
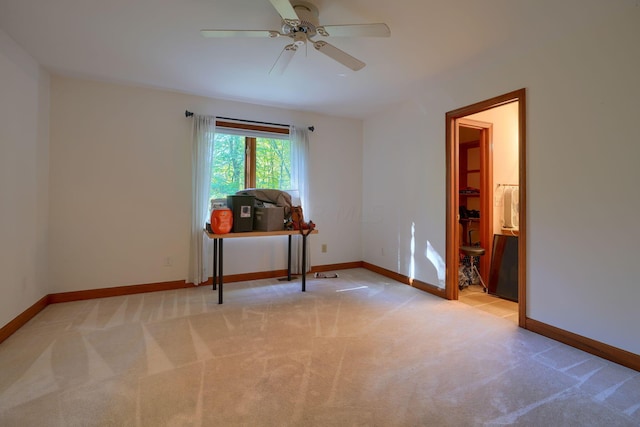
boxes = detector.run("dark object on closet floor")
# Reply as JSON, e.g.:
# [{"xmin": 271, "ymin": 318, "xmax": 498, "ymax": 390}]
[{"xmin": 489, "ymin": 234, "xmax": 519, "ymax": 302}]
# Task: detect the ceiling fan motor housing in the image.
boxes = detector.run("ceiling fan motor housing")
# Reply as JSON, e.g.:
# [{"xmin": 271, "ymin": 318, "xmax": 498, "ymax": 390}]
[{"xmin": 282, "ymin": 1, "xmax": 320, "ymax": 36}]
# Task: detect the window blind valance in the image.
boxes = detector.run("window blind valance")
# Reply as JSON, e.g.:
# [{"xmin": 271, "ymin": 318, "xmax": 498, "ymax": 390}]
[{"xmin": 216, "ymin": 119, "xmax": 289, "ymax": 139}]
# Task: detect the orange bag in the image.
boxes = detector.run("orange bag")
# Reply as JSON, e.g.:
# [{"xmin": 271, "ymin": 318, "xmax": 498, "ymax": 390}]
[{"xmin": 211, "ymin": 208, "xmax": 233, "ymax": 234}]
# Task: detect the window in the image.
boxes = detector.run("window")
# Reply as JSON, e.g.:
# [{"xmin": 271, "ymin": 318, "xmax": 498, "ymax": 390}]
[{"xmin": 210, "ymin": 121, "xmax": 291, "ymax": 200}]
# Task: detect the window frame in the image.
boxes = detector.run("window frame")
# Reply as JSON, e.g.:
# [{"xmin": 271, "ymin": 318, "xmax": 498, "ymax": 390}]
[{"xmin": 213, "ymin": 120, "xmax": 290, "ymax": 196}]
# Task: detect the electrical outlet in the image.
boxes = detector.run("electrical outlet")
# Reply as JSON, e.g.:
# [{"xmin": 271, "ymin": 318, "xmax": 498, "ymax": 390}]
[
  {"xmin": 164, "ymin": 257, "xmax": 173, "ymax": 267},
  {"xmin": 321, "ymin": 244, "xmax": 327, "ymax": 253},
  {"xmin": 381, "ymin": 247, "xmax": 385, "ymax": 256}
]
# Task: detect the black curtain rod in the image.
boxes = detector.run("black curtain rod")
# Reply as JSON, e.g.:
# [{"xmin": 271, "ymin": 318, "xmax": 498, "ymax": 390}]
[{"xmin": 185, "ymin": 110, "xmax": 314, "ymax": 132}]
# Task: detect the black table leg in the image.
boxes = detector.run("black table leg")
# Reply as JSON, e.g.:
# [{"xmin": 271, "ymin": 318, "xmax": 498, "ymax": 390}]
[
  {"xmin": 302, "ymin": 233, "xmax": 307, "ymax": 292},
  {"xmin": 218, "ymin": 239, "xmax": 224, "ymax": 304},
  {"xmin": 212, "ymin": 239, "xmax": 217, "ymax": 291},
  {"xmin": 287, "ymin": 235, "xmax": 292, "ymax": 281}
]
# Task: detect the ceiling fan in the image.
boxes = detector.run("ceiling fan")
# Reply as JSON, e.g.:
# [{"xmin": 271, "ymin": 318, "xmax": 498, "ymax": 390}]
[{"xmin": 200, "ymin": 0, "xmax": 390, "ymax": 74}]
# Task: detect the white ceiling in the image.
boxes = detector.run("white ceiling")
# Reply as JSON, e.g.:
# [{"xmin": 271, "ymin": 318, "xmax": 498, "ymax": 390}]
[{"xmin": 0, "ymin": 0, "xmax": 618, "ymax": 119}]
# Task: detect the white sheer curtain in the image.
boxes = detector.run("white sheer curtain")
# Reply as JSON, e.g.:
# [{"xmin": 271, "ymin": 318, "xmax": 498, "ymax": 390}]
[
  {"xmin": 290, "ymin": 125, "xmax": 310, "ymax": 274},
  {"xmin": 188, "ymin": 114, "xmax": 215, "ymax": 285}
]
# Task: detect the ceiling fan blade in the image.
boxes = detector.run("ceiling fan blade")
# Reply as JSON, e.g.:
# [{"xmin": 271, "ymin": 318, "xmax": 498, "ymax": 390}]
[
  {"xmin": 317, "ymin": 23, "xmax": 391, "ymax": 38},
  {"xmin": 269, "ymin": 0, "xmax": 300, "ymax": 26},
  {"xmin": 270, "ymin": 43, "xmax": 298, "ymax": 75},
  {"xmin": 201, "ymin": 30, "xmax": 280, "ymax": 38},
  {"xmin": 313, "ymin": 41, "xmax": 365, "ymax": 71}
]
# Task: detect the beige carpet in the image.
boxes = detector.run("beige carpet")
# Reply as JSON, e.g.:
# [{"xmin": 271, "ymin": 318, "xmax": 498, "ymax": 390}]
[
  {"xmin": 459, "ymin": 284, "xmax": 518, "ymax": 325},
  {"xmin": 0, "ymin": 268, "xmax": 638, "ymax": 426}
]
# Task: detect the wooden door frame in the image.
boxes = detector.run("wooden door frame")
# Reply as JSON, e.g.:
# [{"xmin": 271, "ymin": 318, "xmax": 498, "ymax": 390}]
[
  {"xmin": 445, "ymin": 88, "xmax": 527, "ymax": 327},
  {"xmin": 458, "ymin": 119, "xmax": 493, "ymax": 281}
]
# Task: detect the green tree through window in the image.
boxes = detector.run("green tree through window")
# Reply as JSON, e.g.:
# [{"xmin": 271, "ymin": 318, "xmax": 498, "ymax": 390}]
[
  {"xmin": 210, "ymin": 133, "xmax": 291, "ymax": 200},
  {"xmin": 255, "ymin": 138, "xmax": 291, "ymax": 189},
  {"xmin": 210, "ymin": 134, "xmax": 245, "ymax": 198}
]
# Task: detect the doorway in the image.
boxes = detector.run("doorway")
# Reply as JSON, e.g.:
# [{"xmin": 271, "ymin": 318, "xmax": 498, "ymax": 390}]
[
  {"xmin": 445, "ymin": 89, "xmax": 527, "ymax": 327},
  {"xmin": 458, "ymin": 120, "xmax": 492, "ymax": 281}
]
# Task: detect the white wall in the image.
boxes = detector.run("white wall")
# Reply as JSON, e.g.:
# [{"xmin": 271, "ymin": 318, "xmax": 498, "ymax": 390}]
[
  {"xmin": 362, "ymin": 99, "xmax": 446, "ymax": 287},
  {"xmin": 0, "ymin": 29, "xmax": 50, "ymax": 327},
  {"xmin": 363, "ymin": 5, "xmax": 640, "ymax": 354},
  {"xmin": 48, "ymin": 76, "xmax": 362, "ymax": 292}
]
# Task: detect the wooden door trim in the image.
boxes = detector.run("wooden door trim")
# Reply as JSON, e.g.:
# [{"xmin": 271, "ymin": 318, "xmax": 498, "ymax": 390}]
[{"xmin": 445, "ymin": 88, "xmax": 527, "ymax": 327}]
